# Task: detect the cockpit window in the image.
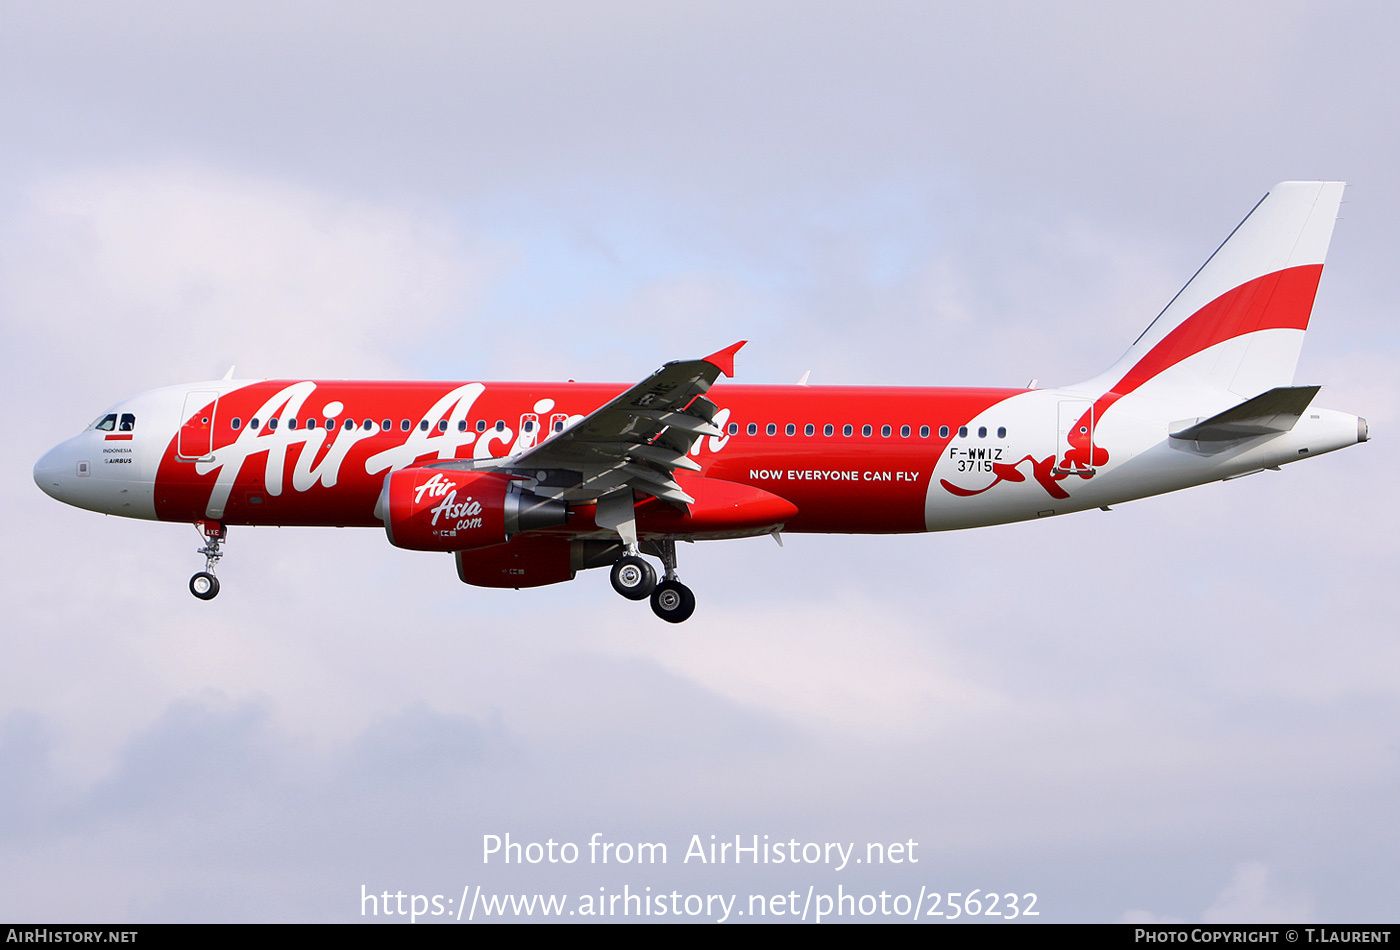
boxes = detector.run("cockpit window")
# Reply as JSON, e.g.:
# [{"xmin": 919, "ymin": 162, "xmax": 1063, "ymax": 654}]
[
  {"xmin": 93, "ymin": 413, "xmax": 118, "ymax": 431},
  {"xmin": 119, "ymin": 413, "xmax": 136, "ymax": 432}
]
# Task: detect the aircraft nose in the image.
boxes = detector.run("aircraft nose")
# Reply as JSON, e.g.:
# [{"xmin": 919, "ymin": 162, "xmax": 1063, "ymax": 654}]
[{"xmin": 34, "ymin": 442, "xmax": 76, "ymax": 502}]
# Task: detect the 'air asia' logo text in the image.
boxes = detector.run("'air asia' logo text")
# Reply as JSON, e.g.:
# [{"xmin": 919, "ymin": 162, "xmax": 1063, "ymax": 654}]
[
  {"xmin": 186, "ymin": 380, "xmax": 735, "ymax": 519},
  {"xmin": 196, "ymin": 381, "xmax": 492, "ymax": 516},
  {"xmin": 415, "ymin": 474, "xmax": 484, "ymax": 528},
  {"xmin": 413, "ymin": 472, "xmax": 457, "ymax": 505}
]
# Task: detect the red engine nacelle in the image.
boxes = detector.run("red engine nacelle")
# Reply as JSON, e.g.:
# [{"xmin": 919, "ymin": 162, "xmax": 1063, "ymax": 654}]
[
  {"xmin": 454, "ymin": 537, "xmax": 622, "ymax": 589},
  {"xmin": 380, "ymin": 468, "xmax": 567, "ymax": 552}
]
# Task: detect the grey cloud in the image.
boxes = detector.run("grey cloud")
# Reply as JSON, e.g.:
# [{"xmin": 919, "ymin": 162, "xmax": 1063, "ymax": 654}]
[{"xmin": 4, "ymin": 0, "xmax": 1399, "ymax": 923}]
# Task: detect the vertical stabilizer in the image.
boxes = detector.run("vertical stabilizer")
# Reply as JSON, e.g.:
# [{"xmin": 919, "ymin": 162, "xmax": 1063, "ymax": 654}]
[{"xmin": 1080, "ymin": 181, "xmax": 1344, "ymax": 404}]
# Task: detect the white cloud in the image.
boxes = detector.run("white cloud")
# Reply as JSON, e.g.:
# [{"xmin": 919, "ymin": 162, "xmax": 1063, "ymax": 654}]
[
  {"xmin": 1, "ymin": 164, "xmax": 489, "ymax": 390},
  {"xmin": 1123, "ymin": 861, "xmax": 1315, "ymax": 924},
  {"xmin": 1202, "ymin": 862, "xmax": 1315, "ymax": 924},
  {"xmin": 4, "ymin": 1, "xmax": 1400, "ymax": 923},
  {"xmin": 603, "ymin": 594, "xmax": 1005, "ymax": 734}
]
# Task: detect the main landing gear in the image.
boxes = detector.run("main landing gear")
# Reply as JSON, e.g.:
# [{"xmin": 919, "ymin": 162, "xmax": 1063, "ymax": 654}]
[
  {"xmin": 608, "ymin": 539, "xmax": 696, "ymax": 623},
  {"xmin": 189, "ymin": 520, "xmax": 225, "ymax": 601},
  {"xmin": 650, "ymin": 579, "xmax": 696, "ymax": 624},
  {"xmin": 610, "ymin": 554, "xmax": 656, "ymax": 600}
]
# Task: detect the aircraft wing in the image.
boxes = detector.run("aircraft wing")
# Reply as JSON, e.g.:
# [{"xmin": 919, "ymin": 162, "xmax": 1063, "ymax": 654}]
[{"xmin": 487, "ymin": 342, "xmax": 746, "ymax": 506}]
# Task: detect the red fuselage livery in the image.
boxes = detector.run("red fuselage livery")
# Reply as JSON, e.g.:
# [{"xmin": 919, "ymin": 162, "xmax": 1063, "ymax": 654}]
[
  {"xmin": 147, "ymin": 380, "xmax": 1023, "ymax": 533},
  {"xmin": 35, "ymin": 184, "xmax": 1368, "ymax": 622}
]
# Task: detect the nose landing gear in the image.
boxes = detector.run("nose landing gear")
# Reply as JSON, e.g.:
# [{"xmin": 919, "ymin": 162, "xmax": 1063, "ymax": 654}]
[{"xmin": 190, "ymin": 521, "xmax": 225, "ymax": 601}]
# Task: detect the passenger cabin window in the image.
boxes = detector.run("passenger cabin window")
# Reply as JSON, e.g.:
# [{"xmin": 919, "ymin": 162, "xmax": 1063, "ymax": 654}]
[
  {"xmin": 843, "ymin": 424, "xmax": 853, "ymax": 436},
  {"xmin": 785, "ymin": 423, "xmax": 795, "ymax": 436},
  {"xmin": 418, "ymin": 420, "xmax": 430, "ymax": 432},
  {"xmin": 495, "ymin": 420, "xmax": 505, "ymax": 432},
  {"xmin": 900, "ymin": 425, "xmax": 910, "ymax": 438},
  {"xmin": 824, "ymin": 424, "xmax": 834, "ymax": 436},
  {"xmin": 401, "ymin": 420, "xmax": 411, "ymax": 432},
  {"xmin": 978, "ymin": 426, "xmax": 987, "ymax": 438},
  {"xmin": 881, "ymin": 425, "xmax": 891, "ymax": 437},
  {"xmin": 998, "ymin": 426, "xmax": 1007, "ymax": 438},
  {"xmin": 438, "ymin": 421, "xmax": 448, "ymax": 432},
  {"xmin": 939, "ymin": 425, "xmax": 949, "ymax": 438},
  {"xmin": 958, "ymin": 426, "xmax": 968, "ymax": 438},
  {"xmin": 919, "ymin": 425, "xmax": 929, "ymax": 438},
  {"xmin": 862, "ymin": 424, "xmax": 872, "ymax": 437},
  {"xmin": 766, "ymin": 423, "xmax": 777, "ymax": 436},
  {"xmin": 747, "ymin": 423, "xmax": 758, "ymax": 436},
  {"xmin": 250, "ymin": 418, "xmax": 260, "ymax": 430},
  {"xmin": 268, "ymin": 418, "xmax": 279, "ymax": 431},
  {"xmin": 288, "ymin": 418, "xmax": 299, "ymax": 430},
  {"xmin": 382, "ymin": 419, "xmax": 392, "ymax": 431},
  {"xmin": 805, "ymin": 424, "xmax": 815, "ymax": 436},
  {"xmin": 231, "ymin": 417, "xmax": 242, "ymax": 430},
  {"xmin": 728, "ymin": 422, "xmax": 738, "ymax": 435},
  {"xmin": 477, "ymin": 420, "xmax": 487, "ymax": 432},
  {"xmin": 458, "ymin": 421, "xmax": 468, "ymax": 432}
]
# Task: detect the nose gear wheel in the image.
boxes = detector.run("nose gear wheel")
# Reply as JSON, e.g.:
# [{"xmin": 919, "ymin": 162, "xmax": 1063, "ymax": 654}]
[{"xmin": 189, "ymin": 572, "xmax": 220, "ymax": 600}]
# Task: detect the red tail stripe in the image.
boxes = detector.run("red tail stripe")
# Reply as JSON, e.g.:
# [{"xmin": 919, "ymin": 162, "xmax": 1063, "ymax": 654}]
[{"xmin": 1090, "ymin": 263, "xmax": 1323, "ymax": 425}]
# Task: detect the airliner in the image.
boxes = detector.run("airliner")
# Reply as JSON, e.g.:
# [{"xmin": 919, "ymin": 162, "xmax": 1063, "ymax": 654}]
[{"xmin": 34, "ymin": 182, "xmax": 1367, "ymax": 622}]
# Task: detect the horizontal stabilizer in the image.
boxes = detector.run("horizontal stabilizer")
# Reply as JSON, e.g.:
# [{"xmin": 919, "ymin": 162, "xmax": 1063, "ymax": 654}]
[{"xmin": 1170, "ymin": 386, "xmax": 1321, "ymax": 442}]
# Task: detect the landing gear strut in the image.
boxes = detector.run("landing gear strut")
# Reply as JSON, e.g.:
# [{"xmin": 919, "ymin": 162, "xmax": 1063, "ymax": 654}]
[{"xmin": 190, "ymin": 521, "xmax": 225, "ymax": 601}]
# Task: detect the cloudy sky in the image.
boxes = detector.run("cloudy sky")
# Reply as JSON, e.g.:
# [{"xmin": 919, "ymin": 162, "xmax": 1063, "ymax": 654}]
[{"xmin": 2, "ymin": 1, "xmax": 1397, "ymax": 923}]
